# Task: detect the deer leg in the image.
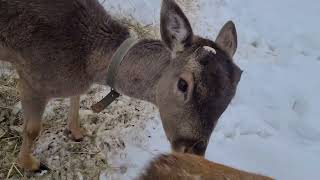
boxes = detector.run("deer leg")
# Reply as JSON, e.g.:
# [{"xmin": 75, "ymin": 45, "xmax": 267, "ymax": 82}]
[
  {"xmin": 17, "ymin": 80, "xmax": 48, "ymax": 171},
  {"xmin": 67, "ymin": 95, "xmax": 84, "ymax": 141}
]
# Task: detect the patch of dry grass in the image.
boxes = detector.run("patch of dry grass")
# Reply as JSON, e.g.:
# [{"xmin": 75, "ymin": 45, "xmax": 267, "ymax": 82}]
[
  {"xmin": 0, "ymin": 65, "xmax": 113, "ymax": 179},
  {"xmin": 0, "ymin": 66, "xmax": 23, "ymax": 179},
  {"xmin": 120, "ymin": 17, "xmax": 159, "ymax": 39}
]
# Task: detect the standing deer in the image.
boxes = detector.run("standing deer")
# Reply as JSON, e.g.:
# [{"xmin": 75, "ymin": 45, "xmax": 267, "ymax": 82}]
[
  {"xmin": 139, "ymin": 153, "xmax": 274, "ymax": 180},
  {"xmin": 0, "ymin": 0, "xmax": 242, "ymax": 172}
]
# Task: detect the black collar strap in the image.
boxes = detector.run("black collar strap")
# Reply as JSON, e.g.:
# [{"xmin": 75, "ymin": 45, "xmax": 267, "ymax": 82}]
[
  {"xmin": 106, "ymin": 37, "xmax": 139, "ymax": 89},
  {"xmin": 91, "ymin": 37, "xmax": 139, "ymax": 113}
]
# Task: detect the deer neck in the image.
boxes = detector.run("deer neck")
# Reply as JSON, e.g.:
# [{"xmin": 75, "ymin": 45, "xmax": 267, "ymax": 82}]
[
  {"xmin": 112, "ymin": 39, "xmax": 171, "ymax": 105},
  {"xmin": 86, "ymin": 15, "xmax": 130, "ymax": 86},
  {"xmin": 86, "ymin": 16, "xmax": 170, "ymax": 105}
]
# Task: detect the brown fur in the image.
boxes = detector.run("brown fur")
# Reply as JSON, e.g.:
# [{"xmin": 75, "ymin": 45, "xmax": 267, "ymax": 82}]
[
  {"xmin": 139, "ymin": 153, "xmax": 274, "ymax": 180},
  {"xmin": 0, "ymin": 0, "xmax": 242, "ymax": 171}
]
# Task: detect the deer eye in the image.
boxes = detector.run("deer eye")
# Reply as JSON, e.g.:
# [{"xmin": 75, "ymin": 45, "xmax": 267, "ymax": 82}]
[{"xmin": 177, "ymin": 78, "xmax": 188, "ymax": 93}]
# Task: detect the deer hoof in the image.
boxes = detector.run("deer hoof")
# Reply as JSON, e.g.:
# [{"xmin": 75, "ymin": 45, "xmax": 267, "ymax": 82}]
[
  {"xmin": 18, "ymin": 155, "xmax": 50, "ymax": 176},
  {"xmin": 33, "ymin": 162, "xmax": 50, "ymax": 174},
  {"xmin": 64, "ymin": 129, "xmax": 85, "ymax": 142}
]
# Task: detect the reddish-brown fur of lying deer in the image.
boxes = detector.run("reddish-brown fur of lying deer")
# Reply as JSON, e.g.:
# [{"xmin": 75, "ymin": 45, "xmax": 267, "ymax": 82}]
[
  {"xmin": 139, "ymin": 153, "xmax": 274, "ymax": 180},
  {"xmin": 0, "ymin": 0, "xmax": 242, "ymax": 171}
]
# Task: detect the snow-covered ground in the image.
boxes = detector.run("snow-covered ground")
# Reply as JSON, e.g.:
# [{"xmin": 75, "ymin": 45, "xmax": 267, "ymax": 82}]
[{"xmin": 99, "ymin": 0, "xmax": 320, "ymax": 179}]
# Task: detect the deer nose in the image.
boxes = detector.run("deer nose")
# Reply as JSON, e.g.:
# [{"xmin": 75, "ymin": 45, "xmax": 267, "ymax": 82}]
[
  {"xmin": 172, "ymin": 139, "xmax": 208, "ymax": 156},
  {"xmin": 192, "ymin": 141, "xmax": 208, "ymax": 155}
]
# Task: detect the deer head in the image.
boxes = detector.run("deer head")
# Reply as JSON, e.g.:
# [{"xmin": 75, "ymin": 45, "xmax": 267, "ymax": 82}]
[{"xmin": 156, "ymin": 0, "xmax": 242, "ymax": 156}]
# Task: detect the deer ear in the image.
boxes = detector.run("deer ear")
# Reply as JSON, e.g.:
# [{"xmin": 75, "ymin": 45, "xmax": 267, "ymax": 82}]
[
  {"xmin": 216, "ymin": 21, "xmax": 238, "ymax": 57},
  {"xmin": 160, "ymin": 0, "xmax": 193, "ymax": 55}
]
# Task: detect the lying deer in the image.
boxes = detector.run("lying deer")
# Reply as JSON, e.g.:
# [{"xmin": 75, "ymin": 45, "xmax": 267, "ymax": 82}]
[
  {"xmin": 0, "ymin": 0, "xmax": 242, "ymax": 172},
  {"xmin": 139, "ymin": 153, "xmax": 274, "ymax": 180}
]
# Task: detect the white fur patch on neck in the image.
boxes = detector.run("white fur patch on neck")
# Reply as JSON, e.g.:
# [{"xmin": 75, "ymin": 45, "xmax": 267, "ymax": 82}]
[{"xmin": 203, "ymin": 46, "xmax": 216, "ymax": 54}]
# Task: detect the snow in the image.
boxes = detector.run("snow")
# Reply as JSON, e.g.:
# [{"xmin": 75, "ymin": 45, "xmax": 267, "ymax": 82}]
[{"xmin": 99, "ymin": 0, "xmax": 320, "ymax": 179}]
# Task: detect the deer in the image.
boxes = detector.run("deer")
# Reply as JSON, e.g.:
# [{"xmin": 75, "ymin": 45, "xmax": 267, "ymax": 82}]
[
  {"xmin": 0, "ymin": 0, "xmax": 242, "ymax": 172},
  {"xmin": 139, "ymin": 153, "xmax": 274, "ymax": 180}
]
